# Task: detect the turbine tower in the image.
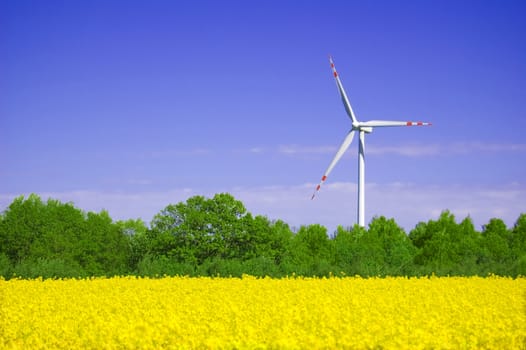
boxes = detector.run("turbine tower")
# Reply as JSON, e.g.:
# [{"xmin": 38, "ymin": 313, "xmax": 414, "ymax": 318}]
[{"xmin": 311, "ymin": 57, "xmax": 431, "ymax": 227}]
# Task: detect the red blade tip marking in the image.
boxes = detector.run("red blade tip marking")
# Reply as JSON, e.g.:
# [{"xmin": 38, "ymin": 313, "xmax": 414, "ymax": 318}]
[
  {"xmin": 333, "ymin": 72, "xmax": 338, "ymax": 77},
  {"xmin": 406, "ymin": 121, "xmax": 412, "ymax": 126},
  {"xmin": 321, "ymin": 175, "xmax": 327, "ymax": 181}
]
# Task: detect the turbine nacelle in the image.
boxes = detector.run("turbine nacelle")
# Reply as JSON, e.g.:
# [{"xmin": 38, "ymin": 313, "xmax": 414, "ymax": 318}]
[{"xmin": 352, "ymin": 122, "xmax": 373, "ymax": 133}]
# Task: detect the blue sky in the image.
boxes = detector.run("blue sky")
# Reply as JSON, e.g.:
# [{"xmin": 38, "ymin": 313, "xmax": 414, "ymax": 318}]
[{"xmin": 2, "ymin": 0, "xmax": 525, "ymax": 233}]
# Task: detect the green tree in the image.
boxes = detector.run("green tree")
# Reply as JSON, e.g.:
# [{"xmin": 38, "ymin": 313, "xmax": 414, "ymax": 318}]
[
  {"xmin": 148, "ymin": 193, "xmax": 249, "ymax": 265},
  {"xmin": 267, "ymin": 219, "xmax": 293, "ymax": 266},
  {"xmin": 331, "ymin": 225, "xmax": 355, "ymax": 273},
  {"xmin": 367, "ymin": 216, "xmax": 416, "ymax": 276},
  {"xmin": 29, "ymin": 199, "xmax": 86, "ymax": 265},
  {"xmin": 0, "ymin": 194, "xmax": 47, "ymax": 264},
  {"xmin": 480, "ymin": 218, "xmax": 511, "ymax": 274},
  {"xmin": 0, "ymin": 195, "xmax": 87, "ymax": 275},
  {"xmin": 510, "ymin": 213, "xmax": 526, "ymax": 276},
  {"xmin": 117, "ymin": 218, "xmax": 149, "ymax": 272},
  {"xmin": 410, "ymin": 211, "xmax": 481, "ymax": 275},
  {"xmin": 240, "ymin": 216, "xmax": 292, "ymax": 264},
  {"xmin": 0, "ymin": 194, "xmax": 130, "ymax": 277},
  {"xmin": 0, "ymin": 252, "xmax": 12, "ymax": 277},
  {"xmin": 350, "ymin": 223, "xmax": 385, "ymax": 276},
  {"xmin": 283, "ymin": 224, "xmax": 332, "ymax": 276},
  {"xmin": 77, "ymin": 210, "xmax": 130, "ymax": 275}
]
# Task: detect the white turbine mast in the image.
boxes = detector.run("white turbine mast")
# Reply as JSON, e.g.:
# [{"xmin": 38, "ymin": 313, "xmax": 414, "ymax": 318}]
[{"xmin": 311, "ymin": 56, "xmax": 431, "ymax": 227}]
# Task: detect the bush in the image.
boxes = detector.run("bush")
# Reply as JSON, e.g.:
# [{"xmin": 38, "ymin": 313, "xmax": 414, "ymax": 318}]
[
  {"xmin": 11, "ymin": 258, "xmax": 86, "ymax": 279},
  {"xmin": 0, "ymin": 253, "xmax": 12, "ymax": 278},
  {"xmin": 137, "ymin": 255, "xmax": 195, "ymax": 277},
  {"xmin": 242, "ymin": 256, "xmax": 282, "ymax": 277},
  {"xmin": 196, "ymin": 258, "xmax": 244, "ymax": 277}
]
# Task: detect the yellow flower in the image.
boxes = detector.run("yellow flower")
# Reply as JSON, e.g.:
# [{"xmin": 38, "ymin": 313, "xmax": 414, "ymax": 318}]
[{"xmin": 0, "ymin": 276, "xmax": 525, "ymax": 349}]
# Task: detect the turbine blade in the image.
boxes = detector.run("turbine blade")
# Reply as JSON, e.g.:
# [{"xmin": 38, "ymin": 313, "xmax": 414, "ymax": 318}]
[
  {"xmin": 329, "ymin": 56, "xmax": 358, "ymax": 124},
  {"xmin": 360, "ymin": 120, "xmax": 432, "ymax": 127},
  {"xmin": 311, "ymin": 130, "xmax": 355, "ymax": 200}
]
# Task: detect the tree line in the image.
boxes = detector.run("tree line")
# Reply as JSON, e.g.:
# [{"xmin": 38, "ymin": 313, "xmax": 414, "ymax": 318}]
[{"xmin": 1, "ymin": 193, "xmax": 525, "ymax": 279}]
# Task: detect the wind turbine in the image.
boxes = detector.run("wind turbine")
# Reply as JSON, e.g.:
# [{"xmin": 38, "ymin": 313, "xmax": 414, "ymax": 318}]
[{"xmin": 311, "ymin": 56, "xmax": 431, "ymax": 227}]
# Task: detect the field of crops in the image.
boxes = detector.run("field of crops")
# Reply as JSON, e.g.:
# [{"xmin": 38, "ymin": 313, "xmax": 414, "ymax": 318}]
[{"xmin": 1, "ymin": 276, "xmax": 525, "ymax": 349}]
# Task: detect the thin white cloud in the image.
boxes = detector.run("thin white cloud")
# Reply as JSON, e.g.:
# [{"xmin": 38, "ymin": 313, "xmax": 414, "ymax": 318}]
[
  {"xmin": 449, "ymin": 142, "xmax": 526, "ymax": 154},
  {"xmin": 126, "ymin": 179, "xmax": 154, "ymax": 185},
  {"xmin": 276, "ymin": 142, "xmax": 526, "ymax": 158},
  {"xmin": 124, "ymin": 142, "xmax": 526, "ymax": 161},
  {"xmin": 276, "ymin": 143, "xmax": 440, "ymax": 157},
  {"xmin": 278, "ymin": 144, "xmax": 337, "ymax": 155},
  {"xmin": 234, "ymin": 181, "xmax": 526, "ymax": 232},
  {"xmin": 2, "ymin": 182, "xmax": 524, "ymax": 233},
  {"xmin": 135, "ymin": 148, "xmax": 212, "ymax": 159},
  {"xmin": 367, "ymin": 144, "xmax": 441, "ymax": 156},
  {"xmin": 248, "ymin": 147, "xmax": 265, "ymax": 154}
]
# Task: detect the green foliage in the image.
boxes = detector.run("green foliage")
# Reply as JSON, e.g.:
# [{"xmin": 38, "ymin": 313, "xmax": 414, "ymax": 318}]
[
  {"xmin": 510, "ymin": 214, "xmax": 526, "ymax": 276},
  {"xmin": 148, "ymin": 193, "xmax": 248, "ymax": 264},
  {"xmin": 1, "ymin": 193, "xmax": 525, "ymax": 278},
  {"xmin": 196, "ymin": 257, "xmax": 246, "ymax": 277},
  {"xmin": 331, "ymin": 225, "xmax": 355, "ymax": 272},
  {"xmin": 409, "ymin": 211, "xmax": 480, "ymax": 275},
  {"xmin": 11, "ymin": 258, "xmax": 86, "ymax": 279},
  {"xmin": 367, "ymin": 216, "xmax": 416, "ymax": 276},
  {"xmin": 137, "ymin": 255, "xmax": 195, "ymax": 277},
  {"xmin": 117, "ymin": 218, "xmax": 149, "ymax": 271},
  {"xmin": 0, "ymin": 194, "xmax": 130, "ymax": 278},
  {"xmin": 0, "ymin": 194, "xmax": 48, "ymax": 264},
  {"xmin": 79, "ymin": 210, "xmax": 130, "ymax": 275},
  {"xmin": 242, "ymin": 256, "xmax": 282, "ymax": 277},
  {"xmin": 282, "ymin": 224, "xmax": 332, "ymax": 276},
  {"xmin": 0, "ymin": 253, "xmax": 12, "ymax": 277},
  {"xmin": 479, "ymin": 218, "xmax": 511, "ymax": 275}
]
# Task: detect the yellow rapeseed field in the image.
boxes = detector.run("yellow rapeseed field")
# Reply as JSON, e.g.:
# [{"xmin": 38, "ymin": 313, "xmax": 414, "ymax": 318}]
[{"xmin": 1, "ymin": 276, "xmax": 525, "ymax": 349}]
